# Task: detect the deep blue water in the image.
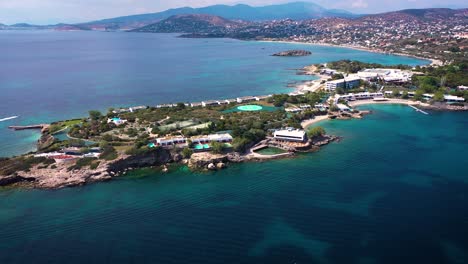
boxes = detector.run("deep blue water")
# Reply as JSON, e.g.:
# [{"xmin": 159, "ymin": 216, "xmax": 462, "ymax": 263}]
[
  {"xmin": 1, "ymin": 105, "xmax": 467, "ymax": 264},
  {"xmin": 0, "ymin": 31, "xmax": 428, "ymax": 157}
]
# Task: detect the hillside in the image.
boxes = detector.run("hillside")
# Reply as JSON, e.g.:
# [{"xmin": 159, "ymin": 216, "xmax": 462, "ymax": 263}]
[
  {"xmin": 81, "ymin": 1, "xmax": 356, "ymax": 30},
  {"xmin": 360, "ymin": 8, "xmax": 467, "ymax": 22},
  {"xmin": 132, "ymin": 14, "xmax": 242, "ymax": 34}
]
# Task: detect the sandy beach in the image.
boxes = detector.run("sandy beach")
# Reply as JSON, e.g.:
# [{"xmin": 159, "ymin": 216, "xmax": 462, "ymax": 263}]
[
  {"xmin": 301, "ymin": 115, "xmax": 329, "ymax": 129},
  {"xmin": 348, "ymin": 98, "xmax": 429, "ymax": 108}
]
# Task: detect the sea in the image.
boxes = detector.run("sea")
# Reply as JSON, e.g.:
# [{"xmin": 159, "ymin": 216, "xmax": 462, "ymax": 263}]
[
  {"xmin": 0, "ymin": 31, "xmax": 428, "ymax": 157},
  {"xmin": 2, "ymin": 31, "xmax": 468, "ymax": 264},
  {"xmin": 1, "ymin": 104, "xmax": 467, "ymax": 263}
]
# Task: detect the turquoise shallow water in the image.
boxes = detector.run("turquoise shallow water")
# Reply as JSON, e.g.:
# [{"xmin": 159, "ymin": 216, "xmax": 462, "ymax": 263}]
[
  {"xmin": 1, "ymin": 105, "xmax": 467, "ymax": 264},
  {"xmin": 0, "ymin": 31, "xmax": 428, "ymax": 157}
]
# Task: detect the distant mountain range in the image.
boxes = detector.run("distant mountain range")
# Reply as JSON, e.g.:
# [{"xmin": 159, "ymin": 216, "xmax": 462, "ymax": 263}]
[
  {"xmin": 129, "ymin": 7, "xmax": 467, "ymax": 41},
  {"xmin": 0, "ymin": 2, "xmax": 465, "ymax": 31},
  {"xmin": 80, "ymin": 1, "xmax": 356, "ymax": 30}
]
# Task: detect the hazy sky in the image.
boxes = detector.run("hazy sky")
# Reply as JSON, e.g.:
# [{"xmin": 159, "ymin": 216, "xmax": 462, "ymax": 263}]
[{"xmin": 0, "ymin": 0, "xmax": 466, "ymax": 24}]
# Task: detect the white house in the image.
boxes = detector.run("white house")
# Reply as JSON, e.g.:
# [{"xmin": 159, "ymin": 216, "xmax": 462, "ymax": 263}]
[
  {"xmin": 191, "ymin": 133, "xmax": 233, "ymax": 144},
  {"xmin": 155, "ymin": 136, "xmax": 188, "ymax": 147},
  {"xmin": 457, "ymin": 85, "xmax": 468, "ymax": 91},
  {"xmin": 273, "ymin": 128, "xmax": 306, "ymax": 142},
  {"xmin": 444, "ymin": 95, "xmax": 465, "ymax": 102},
  {"xmin": 201, "ymin": 100, "xmax": 220, "ymax": 107},
  {"xmin": 236, "ymin": 96, "xmax": 257, "ymax": 103}
]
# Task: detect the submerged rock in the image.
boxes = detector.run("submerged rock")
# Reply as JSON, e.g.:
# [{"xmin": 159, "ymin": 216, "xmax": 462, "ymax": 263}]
[{"xmin": 216, "ymin": 162, "xmax": 226, "ymax": 169}]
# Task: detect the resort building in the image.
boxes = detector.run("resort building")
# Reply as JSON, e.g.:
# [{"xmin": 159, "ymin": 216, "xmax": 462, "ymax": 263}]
[
  {"xmin": 333, "ymin": 92, "xmax": 383, "ymax": 103},
  {"xmin": 357, "ymin": 69, "xmax": 413, "ymax": 83},
  {"xmin": 156, "ymin": 104, "xmax": 176, "ymax": 108},
  {"xmin": 112, "ymin": 105, "xmax": 147, "ymax": 114},
  {"xmin": 273, "ymin": 128, "xmax": 306, "ymax": 142},
  {"xmin": 236, "ymin": 96, "xmax": 258, "ymax": 103},
  {"xmin": 325, "ymin": 77, "xmax": 361, "ymax": 91},
  {"xmin": 320, "ymin": 68, "xmax": 339, "ymax": 76},
  {"xmin": 423, "ymin": 93, "xmax": 434, "ymax": 100},
  {"xmin": 201, "ymin": 100, "xmax": 220, "ymax": 107},
  {"xmin": 107, "ymin": 117, "xmax": 127, "ymax": 126},
  {"xmin": 191, "ymin": 133, "xmax": 233, "ymax": 144},
  {"xmin": 155, "ymin": 136, "xmax": 188, "ymax": 147},
  {"xmin": 190, "ymin": 102, "xmax": 203, "ymax": 107},
  {"xmin": 457, "ymin": 85, "xmax": 468, "ymax": 91},
  {"xmin": 444, "ymin": 95, "xmax": 465, "ymax": 103}
]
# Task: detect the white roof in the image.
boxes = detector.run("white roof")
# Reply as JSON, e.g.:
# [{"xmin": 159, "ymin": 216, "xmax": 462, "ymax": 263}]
[
  {"xmin": 274, "ymin": 129, "xmax": 305, "ymax": 138},
  {"xmin": 336, "ymin": 104, "xmax": 351, "ymax": 110},
  {"xmin": 444, "ymin": 95, "xmax": 465, "ymax": 101}
]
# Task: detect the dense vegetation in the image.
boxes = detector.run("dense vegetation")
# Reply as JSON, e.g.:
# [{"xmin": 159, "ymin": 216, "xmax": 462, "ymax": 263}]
[{"xmin": 325, "ymin": 60, "xmax": 412, "ymax": 73}]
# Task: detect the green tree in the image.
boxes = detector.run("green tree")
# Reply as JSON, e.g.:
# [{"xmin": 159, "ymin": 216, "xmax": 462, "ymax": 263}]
[
  {"xmin": 433, "ymin": 91, "xmax": 444, "ymax": 102},
  {"xmin": 307, "ymin": 127, "xmax": 326, "ymax": 140},
  {"xmin": 181, "ymin": 148, "xmax": 193, "ymax": 159},
  {"xmin": 402, "ymin": 91, "xmax": 409, "ymax": 99},
  {"xmin": 89, "ymin": 110, "xmax": 102, "ymax": 121},
  {"xmin": 210, "ymin": 141, "xmax": 224, "ymax": 154}
]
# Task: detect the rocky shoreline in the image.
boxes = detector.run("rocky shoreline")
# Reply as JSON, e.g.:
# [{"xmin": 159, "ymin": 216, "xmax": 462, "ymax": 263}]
[{"xmin": 0, "ymin": 133, "xmax": 339, "ymax": 189}]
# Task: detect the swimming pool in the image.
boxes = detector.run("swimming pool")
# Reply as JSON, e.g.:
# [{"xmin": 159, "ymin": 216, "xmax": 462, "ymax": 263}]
[
  {"xmin": 194, "ymin": 144, "xmax": 210, "ymax": 150},
  {"xmin": 237, "ymin": 105, "xmax": 263, "ymax": 111}
]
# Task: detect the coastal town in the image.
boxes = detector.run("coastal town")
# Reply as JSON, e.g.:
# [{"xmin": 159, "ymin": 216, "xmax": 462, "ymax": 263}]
[
  {"xmin": 130, "ymin": 8, "xmax": 467, "ymax": 65},
  {"xmin": 1, "ymin": 58, "xmax": 467, "ymax": 189}
]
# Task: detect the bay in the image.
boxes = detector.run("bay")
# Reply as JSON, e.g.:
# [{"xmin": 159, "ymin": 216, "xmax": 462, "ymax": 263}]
[{"xmin": 0, "ymin": 31, "xmax": 427, "ymax": 157}]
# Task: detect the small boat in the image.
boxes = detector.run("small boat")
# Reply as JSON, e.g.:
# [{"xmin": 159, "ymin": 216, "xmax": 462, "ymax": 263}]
[{"xmin": 0, "ymin": 116, "xmax": 19, "ymax": 122}]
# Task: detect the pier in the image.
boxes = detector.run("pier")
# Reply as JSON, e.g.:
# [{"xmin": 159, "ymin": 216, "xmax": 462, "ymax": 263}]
[
  {"xmin": 409, "ymin": 105, "xmax": 429, "ymax": 115},
  {"xmin": 8, "ymin": 124, "xmax": 49, "ymax": 131}
]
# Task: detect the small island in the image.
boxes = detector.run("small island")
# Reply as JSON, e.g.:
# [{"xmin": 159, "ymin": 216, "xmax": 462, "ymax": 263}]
[{"xmin": 272, "ymin": 50, "xmax": 312, "ymax": 57}]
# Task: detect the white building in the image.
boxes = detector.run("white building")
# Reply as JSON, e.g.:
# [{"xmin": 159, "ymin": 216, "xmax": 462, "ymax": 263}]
[
  {"xmin": 357, "ymin": 69, "xmax": 413, "ymax": 83},
  {"xmin": 333, "ymin": 92, "xmax": 383, "ymax": 104},
  {"xmin": 444, "ymin": 95, "xmax": 465, "ymax": 102},
  {"xmin": 273, "ymin": 128, "xmax": 306, "ymax": 142},
  {"xmin": 155, "ymin": 136, "xmax": 188, "ymax": 147},
  {"xmin": 457, "ymin": 85, "xmax": 468, "ymax": 91},
  {"xmin": 325, "ymin": 77, "xmax": 361, "ymax": 91},
  {"xmin": 236, "ymin": 96, "xmax": 257, "ymax": 103},
  {"xmin": 191, "ymin": 133, "xmax": 233, "ymax": 144},
  {"xmin": 201, "ymin": 100, "xmax": 220, "ymax": 107}
]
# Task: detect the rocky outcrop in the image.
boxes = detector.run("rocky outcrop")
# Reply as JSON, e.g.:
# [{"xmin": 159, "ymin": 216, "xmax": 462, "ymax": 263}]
[
  {"xmin": 272, "ymin": 50, "xmax": 312, "ymax": 57},
  {"xmin": 311, "ymin": 135, "xmax": 340, "ymax": 147},
  {"xmin": 0, "ymin": 175, "xmax": 35, "ymax": 186},
  {"xmin": 108, "ymin": 148, "xmax": 172, "ymax": 175},
  {"xmin": 189, "ymin": 153, "xmax": 229, "ymax": 170},
  {"xmin": 227, "ymin": 152, "xmax": 245, "ymax": 163},
  {"xmin": 37, "ymin": 134, "xmax": 55, "ymax": 151}
]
